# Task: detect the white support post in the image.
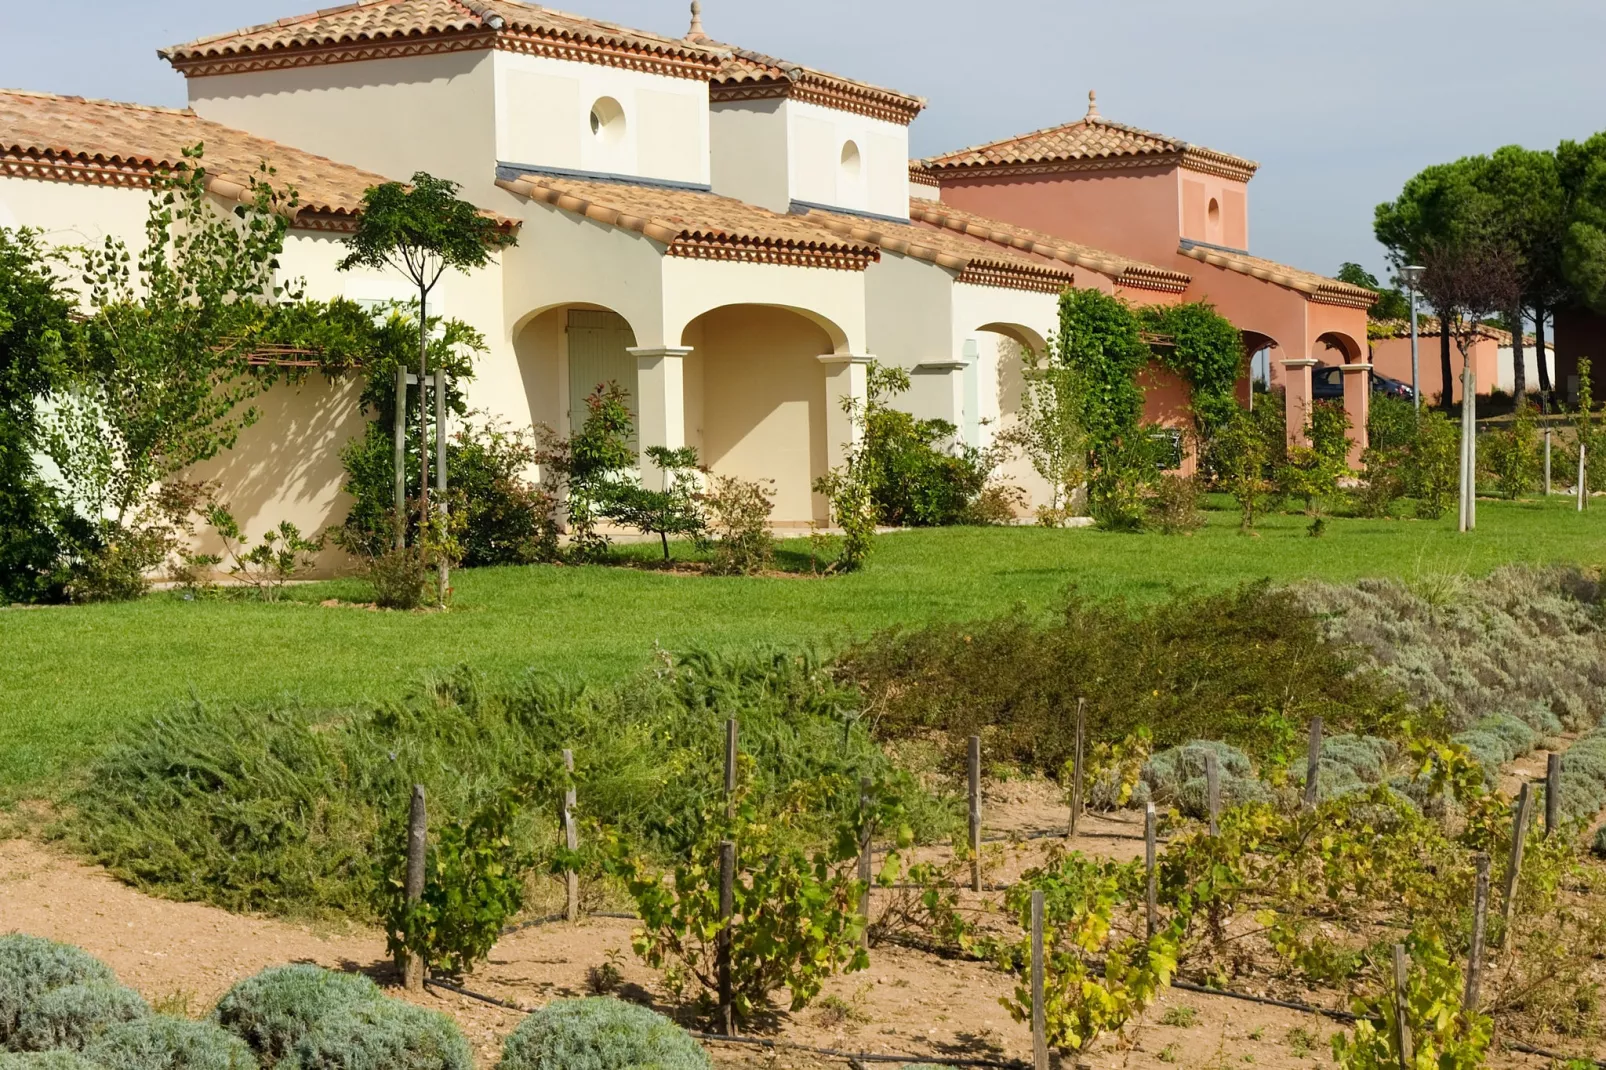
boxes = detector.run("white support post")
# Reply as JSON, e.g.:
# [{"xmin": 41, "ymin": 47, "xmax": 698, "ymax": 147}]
[
  {"xmin": 628, "ymin": 347, "xmax": 693, "ymax": 485},
  {"xmin": 819, "ymin": 355, "xmax": 874, "ymax": 472}
]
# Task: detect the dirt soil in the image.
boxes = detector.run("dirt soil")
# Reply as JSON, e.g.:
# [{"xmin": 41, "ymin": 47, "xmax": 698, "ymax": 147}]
[{"xmin": 0, "ymin": 782, "xmax": 1570, "ymax": 1070}]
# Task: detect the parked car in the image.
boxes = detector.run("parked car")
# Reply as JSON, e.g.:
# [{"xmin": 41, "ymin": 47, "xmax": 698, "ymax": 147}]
[{"xmin": 1311, "ymin": 365, "xmax": 1415, "ymax": 402}]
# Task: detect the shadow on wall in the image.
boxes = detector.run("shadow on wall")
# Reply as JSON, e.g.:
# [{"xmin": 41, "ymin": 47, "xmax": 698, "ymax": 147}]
[{"xmin": 185, "ymin": 373, "xmax": 370, "ymax": 579}]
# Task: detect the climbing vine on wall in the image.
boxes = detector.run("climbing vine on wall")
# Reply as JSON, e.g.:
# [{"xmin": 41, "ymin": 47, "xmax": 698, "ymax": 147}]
[
  {"xmin": 1138, "ymin": 302, "xmax": 1244, "ymax": 433},
  {"xmin": 1055, "ymin": 289, "xmax": 1150, "ymax": 462}
]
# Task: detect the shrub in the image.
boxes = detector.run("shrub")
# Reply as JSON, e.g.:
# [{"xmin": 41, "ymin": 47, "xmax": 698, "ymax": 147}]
[
  {"xmin": 536, "ymin": 383, "xmax": 635, "ymax": 564},
  {"xmin": 11, "ymin": 985, "xmax": 148, "ymax": 1053},
  {"xmin": 378, "ymin": 788, "xmax": 528, "ymax": 978},
  {"xmin": 1088, "ymin": 432, "xmax": 1159, "ymax": 532},
  {"xmin": 280, "ymin": 999, "xmax": 471, "ymax": 1070},
  {"xmin": 1290, "ymin": 734, "xmax": 1397, "ymax": 800},
  {"xmin": 449, "ymin": 417, "xmax": 557, "ymax": 567},
  {"xmin": 213, "ymin": 966, "xmax": 382, "ymax": 1065},
  {"xmin": 0, "ymin": 1054, "xmax": 109, "ymax": 1069},
  {"xmin": 1483, "ymin": 402, "xmax": 1541, "ymax": 499},
  {"xmin": 84, "ymin": 1016, "xmax": 254, "ymax": 1070},
  {"xmin": 602, "ymin": 446, "xmax": 706, "ymax": 562},
  {"xmin": 365, "ymin": 546, "xmax": 429, "ymax": 610},
  {"xmin": 702, "ymin": 475, "xmax": 774, "ymax": 576},
  {"xmin": 498, "ymin": 998, "xmax": 710, "ymax": 1070},
  {"xmin": 856, "ymin": 366, "xmax": 997, "ymax": 528},
  {"xmin": 1146, "ymin": 474, "xmax": 1204, "ymax": 535},
  {"xmin": 610, "ymin": 780, "xmax": 871, "ymax": 1026},
  {"xmin": 1133, "ymin": 742, "xmax": 1271, "ymax": 818},
  {"xmin": 842, "ymin": 583, "xmax": 1408, "ymax": 774},
  {"xmin": 1407, "ymin": 410, "xmax": 1459, "ymax": 519},
  {"xmin": 1295, "ymin": 566, "xmax": 1606, "ymax": 737},
  {"xmin": 202, "ymin": 505, "xmax": 324, "ymax": 601},
  {"xmin": 70, "ymin": 651, "xmax": 950, "ymax": 921},
  {"xmin": 1205, "ymin": 403, "xmax": 1283, "ymax": 531},
  {"xmin": 0, "ymin": 936, "xmax": 118, "ymax": 1046}
]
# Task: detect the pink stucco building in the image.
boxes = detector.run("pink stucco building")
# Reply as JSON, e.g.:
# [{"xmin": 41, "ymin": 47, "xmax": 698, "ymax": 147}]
[{"xmin": 916, "ymin": 93, "xmax": 1377, "ymax": 463}]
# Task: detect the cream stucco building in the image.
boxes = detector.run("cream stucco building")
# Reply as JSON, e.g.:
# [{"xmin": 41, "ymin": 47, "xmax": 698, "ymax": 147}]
[{"xmin": 0, "ymin": 0, "xmax": 1246, "ymax": 559}]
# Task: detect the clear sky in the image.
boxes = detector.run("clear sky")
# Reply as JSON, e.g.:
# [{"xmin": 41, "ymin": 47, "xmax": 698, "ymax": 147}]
[{"xmin": 6, "ymin": 0, "xmax": 1603, "ymax": 282}]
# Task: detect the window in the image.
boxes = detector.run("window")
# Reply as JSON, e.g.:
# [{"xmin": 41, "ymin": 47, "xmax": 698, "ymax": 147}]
[
  {"xmin": 1208, "ymin": 198, "xmax": 1221, "ymax": 226},
  {"xmin": 840, "ymin": 140, "xmax": 862, "ymax": 182},
  {"xmin": 588, "ymin": 97, "xmax": 626, "ymax": 145}
]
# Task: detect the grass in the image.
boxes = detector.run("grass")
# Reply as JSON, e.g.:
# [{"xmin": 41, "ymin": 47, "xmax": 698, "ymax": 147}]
[{"xmin": 2, "ymin": 495, "xmax": 1602, "ymax": 796}]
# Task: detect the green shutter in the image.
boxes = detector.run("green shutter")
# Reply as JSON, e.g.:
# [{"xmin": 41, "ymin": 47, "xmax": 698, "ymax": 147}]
[{"xmin": 567, "ymin": 309, "xmax": 638, "ymax": 444}]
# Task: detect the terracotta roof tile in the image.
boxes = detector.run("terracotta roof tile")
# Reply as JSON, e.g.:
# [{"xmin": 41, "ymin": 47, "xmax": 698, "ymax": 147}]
[
  {"xmin": 906, "ymin": 200, "xmax": 1191, "ymax": 294},
  {"xmin": 924, "ymin": 97, "xmax": 1257, "ymax": 182},
  {"xmin": 0, "ymin": 89, "xmax": 415, "ymax": 228},
  {"xmin": 802, "ymin": 206, "xmax": 1074, "ymax": 294},
  {"xmin": 1179, "ymin": 240, "xmax": 1375, "ymax": 308},
  {"xmin": 160, "ymin": 0, "xmax": 722, "ymax": 79},
  {"xmin": 710, "ymin": 46, "xmax": 925, "ymax": 126},
  {"xmin": 495, "ymin": 170, "xmax": 878, "ymax": 271}
]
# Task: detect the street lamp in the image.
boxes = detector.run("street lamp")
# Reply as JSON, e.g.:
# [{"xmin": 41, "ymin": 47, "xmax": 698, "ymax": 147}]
[{"xmin": 1400, "ymin": 265, "xmax": 1426, "ymax": 411}]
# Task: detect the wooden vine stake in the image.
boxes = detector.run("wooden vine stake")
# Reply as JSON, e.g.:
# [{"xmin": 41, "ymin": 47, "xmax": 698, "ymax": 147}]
[
  {"xmin": 1031, "ymin": 889, "xmax": 1048, "ymax": 1070},
  {"xmin": 1464, "ymin": 853, "xmax": 1490, "ymax": 1013},
  {"xmin": 1304, "ymin": 716, "xmax": 1324, "ymax": 810},
  {"xmin": 1580, "ymin": 441, "xmax": 1589, "ymax": 512},
  {"xmin": 562, "ymin": 749, "xmax": 579, "ymax": 923},
  {"xmin": 969, "ymin": 735, "xmax": 983, "ymax": 894},
  {"xmin": 724, "ymin": 717, "xmax": 738, "ymax": 819},
  {"xmin": 1205, "ymin": 750, "xmax": 1221, "ymax": 837},
  {"xmin": 404, "ymin": 785, "xmax": 427, "ymax": 993},
  {"xmin": 1145, "ymin": 801, "xmax": 1158, "ymax": 939},
  {"xmin": 1500, "ymin": 782, "xmax": 1536, "ymax": 943},
  {"xmin": 1069, "ymin": 698, "xmax": 1086, "ymax": 840},
  {"xmin": 858, "ymin": 776, "xmax": 873, "ymax": 951},
  {"xmin": 718, "ymin": 839, "xmax": 736, "ymax": 1036},
  {"xmin": 1546, "ymin": 753, "xmax": 1563, "ymax": 838},
  {"xmin": 1392, "ymin": 944, "xmax": 1414, "ymax": 1070}
]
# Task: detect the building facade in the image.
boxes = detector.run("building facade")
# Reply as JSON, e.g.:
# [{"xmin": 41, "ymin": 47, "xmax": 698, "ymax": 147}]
[{"xmin": 0, "ymin": 0, "xmax": 1374, "ymax": 567}]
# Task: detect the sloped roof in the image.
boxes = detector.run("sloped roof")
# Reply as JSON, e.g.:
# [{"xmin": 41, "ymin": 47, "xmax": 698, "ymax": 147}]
[
  {"xmin": 0, "ymin": 89, "xmax": 414, "ymax": 230},
  {"xmin": 710, "ymin": 47, "xmax": 926, "ymax": 126},
  {"xmin": 907, "ymin": 200, "xmax": 1191, "ymax": 294},
  {"xmin": 495, "ymin": 169, "xmax": 879, "ymax": 271},
  {"xmin": 923, "ymin": 93, "xmax": 1258, "ymax": 183},
  {"xmin": 801, "ymin": 206, "xmax": 1075, "ymax": 294},
  {"xmin": 1179, "ymin": 240, "xmax": 1375, "ymax": 309},
  {"xmin": 160, "ymin": 0, "xmax": 723, "ymax": 80}
]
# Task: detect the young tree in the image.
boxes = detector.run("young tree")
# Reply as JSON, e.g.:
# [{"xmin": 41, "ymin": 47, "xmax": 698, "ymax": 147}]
[
  {"xmin": 339, "ymin": 174, "xmax": 517, "ymax": 534},
  {"xmin": 996, "ymin": 342, "xmax": 1085, "ymax": 521},
  {"xmin": 603, "ymin": 445, "xmax": 706, "ymax": 562},
  {"xmin": 1420, "ymin": 237, "xmax": 1522, "ymax": 387},
  {"xmin": 44, "ymin": 148, "xmax": 300, "ymax": 594}
]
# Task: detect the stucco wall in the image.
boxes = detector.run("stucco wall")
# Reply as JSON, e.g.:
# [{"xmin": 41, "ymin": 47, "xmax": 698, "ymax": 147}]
[
  {"xmin": 709, "ymin": 98, "xmax": 792, "ymax": 213},
  {"xmin": 690, "ymin": 305, "xmax": 833, "ymax": 524},
  {"xmin": 186, "ymin": 372, "xmax": 368, "ymax": 578},
  {"xmin": 788, "ymin": 100, "xmax": 910, "ymax": 218},
  {"xmin": 663, "ymin": 256, "xmax": 866, "ymax": 356},
  {"xmin": 495, "ymin": 51, "xmax": 711, "ymax": 186},
  {"xmin": 937, "ymin": 165, "xmax": 1182, "ymax": 268},
  {"xmin": 1178, "ymin": 169, "xmax": 1248, "ymax": 251},
  {"xmin": 186, "ymin": 51, "xmax": 499, "ymax": 202},
  {"xmin": 1369, "ymin": 334, "xmax": 1500, "ymax": 404},
  {"xmin": 864, "ymin": 253, "xmax": 955, "ymax": 371}
]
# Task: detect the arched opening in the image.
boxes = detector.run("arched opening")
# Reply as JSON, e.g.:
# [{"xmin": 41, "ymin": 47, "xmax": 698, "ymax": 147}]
[
  {"xmin": 514, "ymin": 303, "xmax": 641, "ymax": 440},
  {"xmin": 589, "ymin": 97, "xmax": 626, "ymax": 144},
  {"xmin": 1241, "ymin": 330, "xmax": 1280, "ymax": 406},
  {"xmin": 680, "ymin": 304, "xmax": 843, "ymax": 524},
  {"xmin": 840, "ymin": 141, "xmax": 862, "ymax": 182},
  {"xmin": 1316, "ymin": 331, "xmax": 1364, "ymax": 365}
]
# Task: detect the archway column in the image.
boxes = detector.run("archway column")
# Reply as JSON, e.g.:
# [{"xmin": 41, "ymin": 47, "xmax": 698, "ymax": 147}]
[
  {"xmin": 1340, "ymin": 363, "xmax": 1372, "ymax": 469},
  {"xmin": 819, "ymin": 354, "xmax": 875, "ymax": 471},
  {"xmin": 629, "ymin": 346, "xmax": 694, "ymax": 484},
  {"xmin": 1281, "ymin": 358, "xmax": 1318, "ymax": 448}
]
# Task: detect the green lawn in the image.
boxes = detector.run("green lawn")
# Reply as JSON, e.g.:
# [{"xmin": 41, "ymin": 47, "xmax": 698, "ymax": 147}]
[{"xmin": 3, "ymin": 496, "xmax": 1602, "ymax": 796}]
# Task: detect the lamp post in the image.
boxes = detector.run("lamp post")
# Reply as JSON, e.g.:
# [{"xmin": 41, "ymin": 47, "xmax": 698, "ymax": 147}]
[{"xmin": 1401, "ymin": 265, "xmax": 1426, "ymax": 411}]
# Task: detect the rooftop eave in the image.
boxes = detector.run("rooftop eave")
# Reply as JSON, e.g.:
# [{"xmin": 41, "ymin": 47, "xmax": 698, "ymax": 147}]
[
  {"xmin": 1180, "ymin": 243, "xmax": 1375, "ymax": 309},
  {"xmin": 496, "ymin": 173, "xmax": 877, "ymax": 271}
]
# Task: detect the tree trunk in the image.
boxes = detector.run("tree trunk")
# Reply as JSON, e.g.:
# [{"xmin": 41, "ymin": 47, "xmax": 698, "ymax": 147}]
[
  {"xmin": 1511, "ymin": 308, "xmax": 1527, "ymax": 403},
  {"xmin": 1535, "ymin": 303, "xmax": 1554, "ymax": 411},
  {"xmin": 661, "ymin": 531, "xmax": 671, "ymax": 562},
  {"xmin": 418, "ymin": 286, "xmax": 430, "ymax": 526},
  {"xmin": 1440, "ymin": 316, "xmax": 1455, "ymax": 411}
]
